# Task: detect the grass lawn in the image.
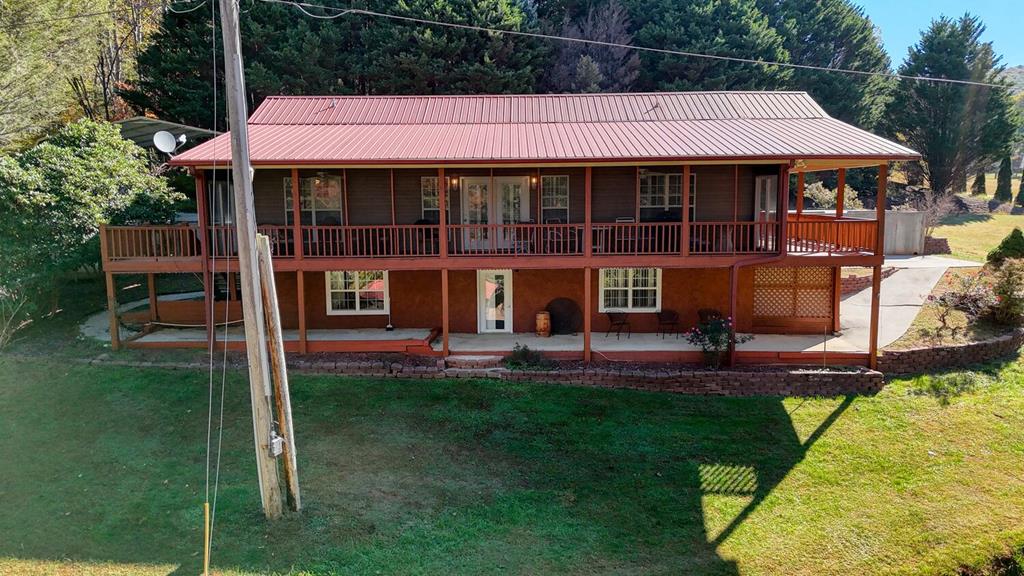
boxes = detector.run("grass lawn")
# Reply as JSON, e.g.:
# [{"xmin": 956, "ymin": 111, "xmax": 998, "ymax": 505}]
[
  {"xmin": 1, "ymin": 355, "xmax": 1023, "ymax": 575},
  {"xmin": 932, "ymin": 213, "xmax": 1024, "ymax": 262}
]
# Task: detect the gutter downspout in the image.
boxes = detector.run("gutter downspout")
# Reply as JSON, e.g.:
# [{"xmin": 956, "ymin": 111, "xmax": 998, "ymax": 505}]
[{"xmin": 728, "ymin": 162, "xmax": 792, "ymax": 366}]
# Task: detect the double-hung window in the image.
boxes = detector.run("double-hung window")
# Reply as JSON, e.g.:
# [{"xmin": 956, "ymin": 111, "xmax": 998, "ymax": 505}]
[
  {"xmin": 326, "ymin": 271, "xmax": 389, "ymax": 315},
  {"xmin": 283, "ymin": 173, "xmax": 343, "ymax": 225},
  {"xmin": 639, "ymin": 171, "xmax": 697, "ymax": 221},
  {"xmin": 540, "ymin": 175, "xmax": 570, "ymax": 223},
  {"xmin": 599, "ymin": 268, "xmax": 661, "ymax": 312},
  {"xmin": 420, "ymin": 177, "xmax": 450, "ymax": 223}
]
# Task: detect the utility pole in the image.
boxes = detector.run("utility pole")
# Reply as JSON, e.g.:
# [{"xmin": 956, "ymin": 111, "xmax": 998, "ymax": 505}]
[{"xmin": 218, "ymin": 0, "xmax": 283, "ymax": 519}]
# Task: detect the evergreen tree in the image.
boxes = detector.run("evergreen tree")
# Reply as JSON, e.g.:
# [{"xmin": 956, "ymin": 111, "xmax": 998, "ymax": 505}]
[
  {"xmin": 543, "ymin": 0, "xmax": 640, "ymax": 93},
  {"xmin": 756, "ymin": 0, "xmax": 892, "ymax": 128},
  {"xmin": 121, "ymin": 0, "xmax": 544, "ymax": 128},
  {"xmin": 1017, "ymin": 165, "xmax": 1024, "ymax": 206},
  {"xmin": 995, "ymin": 157, "xmax": 1013, "ymax": 202},
  {"xmin": 627, "ymin": 0, "xmax": 791, "ymax": 91},
  {"xmin": 971, "ymin": 168, "xmax": 987, "ymax": 195},
  {"xmin": 882, "ymin": 15, "xmax": 1019, "ymax": 195}
]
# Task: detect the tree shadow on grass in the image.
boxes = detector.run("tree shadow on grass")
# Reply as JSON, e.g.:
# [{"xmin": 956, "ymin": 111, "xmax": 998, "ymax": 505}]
[
  {"xmin": 0, "ymin": 362, "xmax": 853, "ymax": 575},
  {"xmin": 938, "ymin": 213, "xmax": 993, "ymax": 227}
]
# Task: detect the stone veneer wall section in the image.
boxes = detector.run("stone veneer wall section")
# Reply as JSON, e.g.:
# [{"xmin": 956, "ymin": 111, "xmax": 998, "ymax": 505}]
[{"xmin": 878, "ymin": 328, "xmax": 1024, "ymax": 375}]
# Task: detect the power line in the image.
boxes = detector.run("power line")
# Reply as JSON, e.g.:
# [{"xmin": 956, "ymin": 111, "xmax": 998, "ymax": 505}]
[{"xmin": 262, "ymin": 0, "xmax": 1005, "ymax": 89}]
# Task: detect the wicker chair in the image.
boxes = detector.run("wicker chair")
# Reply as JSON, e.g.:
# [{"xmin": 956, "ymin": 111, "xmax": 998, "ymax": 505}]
[{"xmin": 605, "ymin": 312, "xmax": 631, "ymax": 339}]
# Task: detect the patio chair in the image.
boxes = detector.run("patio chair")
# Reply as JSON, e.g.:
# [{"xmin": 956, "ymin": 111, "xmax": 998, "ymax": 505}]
[
  {"xmin": 605, "ymin": 312, "xmax": 631, "ymax": 339},
  {"xmin": 657, "ymin": 310, "xmax": 680, "ymax": 338}
]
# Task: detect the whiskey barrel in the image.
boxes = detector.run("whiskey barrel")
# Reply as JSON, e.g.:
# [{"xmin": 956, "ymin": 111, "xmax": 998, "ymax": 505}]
[{"xmin": 535, "ymin": 311, "xmax": 551, "ymax": 337}]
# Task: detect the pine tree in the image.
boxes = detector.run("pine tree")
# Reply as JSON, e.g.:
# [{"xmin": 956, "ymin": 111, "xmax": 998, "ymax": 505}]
[
  {"xmin": 971, "ymin": 169, "xmax": 987, "ymax": 195},
  {"xmin": 882, "ymin": 15, "xmax": 1019, "ymax": 195},
  {"xmin": 544, "ymin": 0, "xmax": 640, "ymax": 93},
  {"xmin": 756, "ymin": 0, "xmax": 892, "ymax": 128},
  {"xmin": 995, "ymin": 157, "xmax": 1013, "ymax": 203},
  {"xmin": 627, "ymin": 0, "xmax": 791, "ymax": 91}
]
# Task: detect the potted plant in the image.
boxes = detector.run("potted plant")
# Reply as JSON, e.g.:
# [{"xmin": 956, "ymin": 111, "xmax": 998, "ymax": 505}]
[{"xmin": 685, "ymin": 316, "xmax": 752, "ymax": 369}]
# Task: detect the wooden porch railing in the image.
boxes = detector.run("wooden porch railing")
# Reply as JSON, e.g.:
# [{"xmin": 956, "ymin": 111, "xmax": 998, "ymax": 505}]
[
  {"xmin": 102, "ymin": 225, "xmax": 202, "ymax": 260},
  {"xmin": 787, "ymin": 216, "xmax": 877, "ymax": 254},
  {"xmin": 209, "ymin": 225, "xmax": 295, "ymax": 258},
  {"xmin": 302, "ymin": 224, "xmax": 442, "ymax": 257},
  {"xmin": 591, "ymin": 222, "xmax": 681, "ymax": 255},
  {"xmin": 689, "ymin": 221, "xmax": 780, "ymax": 254},
  {"xmin": 447, "ymin": 223, "xmax": 585, "ymax": 256},
  {"xmin": 101, "ymin": 218, "xmax": 877, "ymax": 263}
]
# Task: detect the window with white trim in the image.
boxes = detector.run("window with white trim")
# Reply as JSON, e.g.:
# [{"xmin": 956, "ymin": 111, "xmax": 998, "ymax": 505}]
[
  {"xmin": 639, "ymin": 172, "xmax": 696, "ymax": 220},
  {"xmin": 599, "ymin": 268, "xmax": 661, "ymax": 312},
  {"xmin": 326, "ymin": 271, "xmax": 389, "ymax": 315},
  {"xmin": 283, "ymin": 173, "xmax": 343, "ymax": 225},
  {"xmin": 420, "ymin": 177, "xmax": 450, "ymax": 223},
  {"xmin": 540, "ymin": 175, "xmax": 570, "ymax": 223}
]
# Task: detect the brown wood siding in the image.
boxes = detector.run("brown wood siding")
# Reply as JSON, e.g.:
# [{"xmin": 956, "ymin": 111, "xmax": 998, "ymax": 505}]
[
  {"xmin": 539, "ymin": 167, "xmax": 585, "ymax": 223},
  {"xmin": 345, "ymin": 169, "xmax": 391, "ymax": 225},
  {"xmin": 394, "ymin": 168, "xmax": 437, "ymax": 224},
  {"xmin": 253, "ymin": 169, "xmax": 289, "ymax": 225},
  {"xmin": 591, "ymin": 166, "xmax": 636, "ymax": 222}
]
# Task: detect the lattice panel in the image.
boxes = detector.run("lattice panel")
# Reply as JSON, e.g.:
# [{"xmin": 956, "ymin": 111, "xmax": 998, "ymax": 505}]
[
  {"xmin": 753, "ymin": 266, "xmax": 833, "ymax": 319},
  {"xmin": 795, "ymin": 288, "xmax": 832, "ymax": 317},
  {"xmin": 754, "ymin": 287, "xmax": 795, "ymax": 317},
  {"xmin": 796, "ymin": 267, "xmax": 831, "ymax": 284},
  {"xmin": 754, "ymin": 267, "xmax": 795, "ymax": 285}
]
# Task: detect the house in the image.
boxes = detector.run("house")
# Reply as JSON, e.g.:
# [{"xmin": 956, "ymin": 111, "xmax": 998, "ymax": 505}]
[{"xmin": 99, "ymin": 92, "xmax": 918, "ymax": 367}]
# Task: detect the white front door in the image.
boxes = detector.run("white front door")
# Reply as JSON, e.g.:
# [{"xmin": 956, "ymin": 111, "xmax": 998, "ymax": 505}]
[
  {"xmin": 477, "ymin": 269, "xmax": 513, "ymax": 333},
  {"xmin": 754, "ymin": 175, "xmax": 778, "ymax": 248}
]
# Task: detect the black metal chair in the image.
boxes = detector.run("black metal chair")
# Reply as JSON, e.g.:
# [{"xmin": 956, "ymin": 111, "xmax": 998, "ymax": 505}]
[
  {"xmin": 657, "ymin": 310, "xmax": 680, "ymax": 338},
  {"xmin": 605, "ymin": 312, "xmax": 631, "ymax": 339}
]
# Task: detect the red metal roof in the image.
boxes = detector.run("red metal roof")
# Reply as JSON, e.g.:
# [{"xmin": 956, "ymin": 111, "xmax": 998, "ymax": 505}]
[{"xmin": 172, "ymin": 92, "xmax": 919, "ymax": 166}]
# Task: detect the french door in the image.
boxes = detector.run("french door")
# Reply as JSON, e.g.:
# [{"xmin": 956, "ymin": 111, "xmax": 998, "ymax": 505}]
[
  {"xmin": 477, "ymin": 270, "xmax": 513, "ymax": 333},
  {"xmin": 461, "ymin": 176, "xmax": 530, "ymax": 250}
]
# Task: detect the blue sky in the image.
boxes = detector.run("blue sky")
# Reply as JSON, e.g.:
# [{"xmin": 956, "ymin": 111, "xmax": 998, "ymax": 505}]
[{"xmin": 856, "ymin": 0, "xmax": 1022, "ymax": 67}]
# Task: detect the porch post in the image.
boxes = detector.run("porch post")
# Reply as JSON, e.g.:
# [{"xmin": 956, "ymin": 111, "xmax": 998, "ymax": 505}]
[
  {"xmin": 778, "ymin": 163, "xmax": 790, "ymax": 252},
  {"xmin": 389, "ymin": 169, "xmax": 397, "ymax": 255},
  {"xmin": 584, "ymin": 167, "xmax": 592, "ymax": 258},
  {"xmin": 438, "ymin": 167, "xmax": 448, "ymax": 259},
  {"xmin": 147, "ymin": 273, "xmax": 159, "ymax": 322},
  {"xmin": 634, "ymin": 166, "xmax": 640, "ymax": 222},
  {"xmin": 291, "ymin": 168, "xmax": 301, "ymax": 259},
  {"xmin": 297, "ymin": 270, "xmax": 307, "ymax": 354},
  {"xmin": 441, "ymin": 268, "xmax": 450, "ymax": 356},
  {"xmin": 105, "ymin": 271, "xmax": 120, "ymax": 351},
  {"xmin": 681, "ymin": 164, "xmax": 690, "ymax": 256},
  {"xmin": 583, "ymin": 267, "xmax": 592, "ymax": 363},
  {"xmin": 832, "ymin": 267, "xmax": 841, "ymax": 333},
  {"xmin": 196, "ymin": 170, "xmax": 214, "ymax": 347},
  {"xmin": 836, "ymin": 168, "xmax": 846, "ymax": 219},
  {"xmin": 796, "ymin": 171, "xmax": 805, "ymax": 217},
  {"xmin": 868, "ymin": 163, "xmax": 888, "ymax": 370}
]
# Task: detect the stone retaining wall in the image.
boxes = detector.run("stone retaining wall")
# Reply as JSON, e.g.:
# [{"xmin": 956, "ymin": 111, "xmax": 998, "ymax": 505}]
[
  {"xmin": 924, "ymin": 236, "xmax": 952, "ymax": 255},
  {"xmin": 840, "ymin": 268, "xmax": 895, "ymax": 295},
  {"xmin": 40, "ymin": 353, "xmax": 883, "ymax": 397},
  {"xmin": 878, "ymin": 328, "xmax": 1024, "ymax": 375}
]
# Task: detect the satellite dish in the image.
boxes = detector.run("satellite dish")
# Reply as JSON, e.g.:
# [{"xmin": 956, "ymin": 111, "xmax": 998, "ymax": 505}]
[{"xmin": 153, "ymin": 130, "xmax": 178, "ymax": 154}]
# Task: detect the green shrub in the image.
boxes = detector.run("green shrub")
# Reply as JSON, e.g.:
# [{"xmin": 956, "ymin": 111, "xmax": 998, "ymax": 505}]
[
  {"xmin": 992, "ymin": 259, "xmax": 1024, "ymax": 325},
  {"xmin": 803, "ymin": 181, "xmax": 865, "ymax": 210},
  {"xmin": 986, "ymin": 228, "xmax": 1024, "ymax": 264},
  {"xmin": 970, "ymin": 169, "xmax": 986, "ymax": 196},
  {"xmin": 994, "ymin": 157, "xmax": 1013, "ymax": 203},
  {"xmin": 504, "ymin": 343, "xmax": 551, "ymax": 371}
]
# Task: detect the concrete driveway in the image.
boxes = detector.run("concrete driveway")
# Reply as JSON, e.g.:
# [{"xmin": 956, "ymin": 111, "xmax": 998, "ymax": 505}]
[{"xmin": 840, "ymin": 255, "xmax": 980, "ymax": 350}]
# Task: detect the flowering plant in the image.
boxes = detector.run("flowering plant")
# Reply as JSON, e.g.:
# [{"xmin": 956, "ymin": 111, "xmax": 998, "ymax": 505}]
[{"xmin": 686, "ymin": 317, "xmax": 753, "ymax": 368}]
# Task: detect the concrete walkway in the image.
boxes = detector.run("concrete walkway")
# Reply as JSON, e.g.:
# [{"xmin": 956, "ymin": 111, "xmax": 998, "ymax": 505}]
[{"xmin": 841, "ymin": 256, "xmax": 981, "ymax": 350}]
